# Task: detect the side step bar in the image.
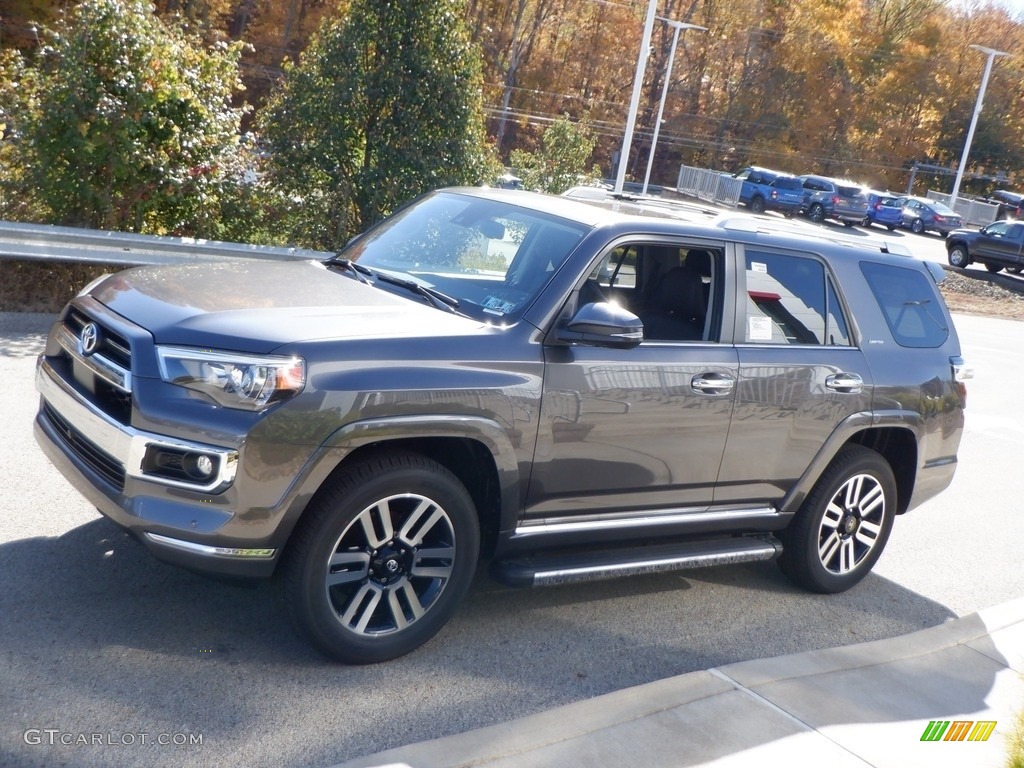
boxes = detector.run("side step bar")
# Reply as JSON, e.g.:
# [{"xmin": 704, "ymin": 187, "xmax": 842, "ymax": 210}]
[{"xmin": 491, "ymin": 535, "xmax": 782, "ymax": 587}]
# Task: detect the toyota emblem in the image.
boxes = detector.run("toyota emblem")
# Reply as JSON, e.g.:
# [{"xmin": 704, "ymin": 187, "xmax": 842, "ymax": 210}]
[{"xmin": 80, "ymin": 322, "xmax": 100, "ymax": 356}]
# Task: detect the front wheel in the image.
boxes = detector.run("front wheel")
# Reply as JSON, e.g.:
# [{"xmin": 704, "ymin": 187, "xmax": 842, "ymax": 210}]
[
  {"xmin": 911, "ymin": 218, "xmax": 925, "ymax": 234},
  {"xmin": 778, "ymin": 446, "xmax": 896, "ymax": 594},
  {"xmin": 985, "ymin": 262, "xmax": 1004, "ymax": 274},
  {"xmin": 283, "ymin": 453, "xmax": 480, "ymax": 663},
  {"xmin": 947, "ymin": 244, "xmax": 970, "ymax": 269}
]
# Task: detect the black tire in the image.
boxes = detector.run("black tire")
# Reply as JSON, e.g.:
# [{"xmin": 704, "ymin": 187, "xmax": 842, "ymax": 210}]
[
  {"xmin": 778, "ymin": 445, "xmax": 896, "ymax": 594},
  {"xmin": 1008, "ymin": 266, "xmax": 1022, "ymax": 275},
  {"xmin": 843, "ymin": 221, "xmax": 855, "ymax": 227},
  {"xmin": 947, "ymin": 244, "xmax": 970, "ymax": 269},
  {"xmin": 911, "ymin": 218, "xmax": 925, "ymax": 234},
  {"xmin": 283, "ymin": 453, "xmax": 480, "ymax": 663},
  {"xmin": 985, "ymin": 262, "xmax": 1003, "ymax": 274},
  {"xmin": 886, "ymin": 225, "xmax": 896, "ymax": 231},
  {"xmin": 808, "ymin": 203, "xmax": 825, "ymax": 223},
  {"xmin": 750, "ymin": 195, "xmax": 766, "ymax": 214},
  {"xmin": 861, "ymin": 217, "xmax": 871, "ymax": 228}
]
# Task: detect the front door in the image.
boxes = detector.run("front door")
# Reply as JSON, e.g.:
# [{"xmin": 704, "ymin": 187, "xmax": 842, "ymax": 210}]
[{"xmin": 525, "ymin": 240, "xmax": 738, "ymax": 520}]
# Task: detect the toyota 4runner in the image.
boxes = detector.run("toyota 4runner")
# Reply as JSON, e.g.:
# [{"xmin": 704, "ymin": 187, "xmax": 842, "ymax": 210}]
[{"xmin": 35, "ymin": 188, "xmax": 970, "ymax": 663}]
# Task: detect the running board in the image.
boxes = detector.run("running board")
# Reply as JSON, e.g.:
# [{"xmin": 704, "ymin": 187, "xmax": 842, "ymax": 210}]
[{"xmin": 491, "ymin": 535, "xmax": 782, "ymax": 587}]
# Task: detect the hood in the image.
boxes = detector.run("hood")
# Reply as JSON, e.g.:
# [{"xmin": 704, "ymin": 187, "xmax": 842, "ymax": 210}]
[{"xmin": 92, "ymin": 260, "xmax": 484, "ymax": 353}]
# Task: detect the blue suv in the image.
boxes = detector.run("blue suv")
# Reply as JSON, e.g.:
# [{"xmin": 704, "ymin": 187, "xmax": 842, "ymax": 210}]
[{"xmin": 734, "ymin": 166, "xmax": 803, "ymax": 216}]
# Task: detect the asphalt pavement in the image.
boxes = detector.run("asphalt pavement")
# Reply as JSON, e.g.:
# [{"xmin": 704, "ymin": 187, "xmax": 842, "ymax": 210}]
[
  {"xmin": 335, "ymin": 597, "xmax": 1024, "ymax": 768},
  {"xmin": 2, "ymin": 250, "xmax": 1023, "ymax": 768}
]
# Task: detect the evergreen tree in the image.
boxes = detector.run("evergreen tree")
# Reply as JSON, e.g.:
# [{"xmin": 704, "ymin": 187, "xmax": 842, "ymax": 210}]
[
  {"xmin": 260, "ymin": 0, "xmax": 496, "ymax": 250},
  {"xmin": 13, "ymin": 0, "xmax": 248, "ymax": 234}
]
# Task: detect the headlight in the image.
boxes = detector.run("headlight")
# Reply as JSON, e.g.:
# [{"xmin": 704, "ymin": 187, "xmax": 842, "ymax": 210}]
[{"xmin": 157, "ymin": 347, "xmax": 306, "ymax": 411}]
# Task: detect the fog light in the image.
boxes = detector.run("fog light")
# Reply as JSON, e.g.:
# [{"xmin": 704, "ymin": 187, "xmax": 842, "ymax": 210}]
[{"xmin": 184, "ymin": 453, "xmax": 216, "ymax": 480}]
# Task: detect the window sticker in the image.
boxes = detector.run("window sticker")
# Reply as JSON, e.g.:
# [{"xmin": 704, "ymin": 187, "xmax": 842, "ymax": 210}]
[
  {"xmin": 749, "ymin": 315, "xmax": 773, "ymax": 341},
  {"xmin": 482, "ymin": 296, "xmax": 517, "ymax": 314},
  {"xmin": 751, "ymin": 262, "xmax": 768, "ymax": 274}
]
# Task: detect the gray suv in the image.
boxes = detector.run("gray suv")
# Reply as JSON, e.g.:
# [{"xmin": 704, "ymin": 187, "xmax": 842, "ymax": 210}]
[
  {"xmin": 34, "ymin": 188, "xmax": 970, "ymax": 663},
  {"xmin": 799, "ymin": 174, "xmax": 870, "ymax": 226}
]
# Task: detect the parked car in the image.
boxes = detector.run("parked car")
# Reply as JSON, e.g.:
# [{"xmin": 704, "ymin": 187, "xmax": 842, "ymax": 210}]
[
  {"xmin": 34, "ymin": 187, "xmax": 970, "ymax": 663},
  {"xmin": 898, "ymin": 197, "xmax": 963, "ymax": 236},
  {"xmin": 862, "ymin": 191, "xmax": 905, "ymax": 230},
  {"xmin": 798, "ymin": 175, "xmax": 870, "ymax": 226},
  {"xmin": 733, "ymin": 166, "xmax": 803, "ymax": 215},
  {"xmin": 947, "ymin": 219, "xmax": 1024, "ymax": 274},
  {"xmin": 988, "ymin": 189, "xmax": 1024, "ymax": 220}
]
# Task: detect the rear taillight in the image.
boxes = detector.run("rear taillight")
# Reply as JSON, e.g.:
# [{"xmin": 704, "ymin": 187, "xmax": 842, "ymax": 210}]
[
  {"xmin": 951, "ymin": 355, "xmax": 973, "ymax": 407},
  {"xmin": 831, "ymin": 195, "xmax": 840, "ymax": 205}
]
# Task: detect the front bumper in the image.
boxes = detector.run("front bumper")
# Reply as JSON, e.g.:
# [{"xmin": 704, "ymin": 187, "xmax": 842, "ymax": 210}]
[{"xmin": 34, "ymin": 356, "xmax": 279, "ymax": 579}]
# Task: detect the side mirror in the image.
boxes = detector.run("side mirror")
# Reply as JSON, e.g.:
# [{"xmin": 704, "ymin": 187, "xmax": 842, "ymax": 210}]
[{"xmin": 556, "ymin": 301, "xmax": 643, "ymax": 349}]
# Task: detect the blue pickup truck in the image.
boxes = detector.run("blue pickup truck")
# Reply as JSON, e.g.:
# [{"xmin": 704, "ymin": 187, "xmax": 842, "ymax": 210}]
[{"xmin": 733, "ymin": 166, "xmax": 804, "ymax": 215}]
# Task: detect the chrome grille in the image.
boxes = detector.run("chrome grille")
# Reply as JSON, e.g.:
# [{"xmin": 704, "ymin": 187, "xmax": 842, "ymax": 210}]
[
  {"xmin": 64, "ymin": 310, "xmax": 132, "ymax": 370},
  {"xmin": 43, "ymin": 402, "xmax": 126, "ymax": 492}
]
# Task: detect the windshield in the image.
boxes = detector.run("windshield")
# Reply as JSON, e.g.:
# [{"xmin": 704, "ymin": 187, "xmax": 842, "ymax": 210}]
[{"xmin": 341, "ymin": 191, "xmax": 590, "ymax": 322}]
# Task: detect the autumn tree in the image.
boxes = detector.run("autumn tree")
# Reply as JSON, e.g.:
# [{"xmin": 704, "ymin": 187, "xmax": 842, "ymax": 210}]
[
  {"xmin": 509, "ymin": 114, "xmax": 600, "ymax": 193},
  {"xmin": 259, "ymin": 0, "xmax": 496, "ymax": 250}
]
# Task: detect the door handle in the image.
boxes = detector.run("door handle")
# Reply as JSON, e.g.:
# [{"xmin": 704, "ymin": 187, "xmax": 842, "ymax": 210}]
[
  {"xmin": 691, "ymin": 373, "xmax": 735, "ymax": 395},
  {"xmin": 826, "ymin": 372, "xmax": 864, "ymax": 394}
]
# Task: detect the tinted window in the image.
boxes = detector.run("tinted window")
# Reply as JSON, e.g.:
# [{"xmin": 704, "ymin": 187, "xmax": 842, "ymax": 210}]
[
  {"xmin": 860, "ymin": 261, "xmax": 948, "ymax": 348},
  {"xmin": 774, "ymin": 177, "xmax": 803, "ymax": 191},
  {"xmin": 744, "ymin": 251, "xmax": 851, "ymax": 346},
  {"xmin": 837, "ymin": 185, "xmax": 862, "ymax": 197}
]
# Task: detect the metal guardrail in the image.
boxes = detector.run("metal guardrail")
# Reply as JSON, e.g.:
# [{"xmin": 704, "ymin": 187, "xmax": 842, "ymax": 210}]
[
  {"xmin": 0, "ymin": 220, "xmax": 330, "ymax": 266},
  {"xmin": 924, "ymin": 192, "xmax": 998, "ymax": 228},
  {"xmin": 675, "ymin": 165, "xmax": 742, "ymax": 207}
]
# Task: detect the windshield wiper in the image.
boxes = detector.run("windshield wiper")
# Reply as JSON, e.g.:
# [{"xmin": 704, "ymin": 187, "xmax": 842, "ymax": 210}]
[
  {"xmin": 323, "ymin": 256, "xmax": 373, "ymax": 284},
  {"xmin": 373, "ymin": 272, "xmax": 462, "ymax": 314}
]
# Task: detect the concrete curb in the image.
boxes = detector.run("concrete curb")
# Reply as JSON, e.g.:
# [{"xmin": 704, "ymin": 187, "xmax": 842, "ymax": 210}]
[{"xmin": 335, "ymin": 596, "xmax": 1024, "ymax": 768}]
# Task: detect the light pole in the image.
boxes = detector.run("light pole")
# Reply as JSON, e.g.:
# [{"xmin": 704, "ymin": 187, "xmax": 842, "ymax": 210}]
[
  {"xmin": 948, "ymin": 44, "xmax": 1008, "ymax": 210},
  {"xmin": 642, "ymin": 19, "xmax": 707, "ymax": 195},
  {"xmin": 613, "ymin": 0, "xmax": 659, "ymax": 194}
]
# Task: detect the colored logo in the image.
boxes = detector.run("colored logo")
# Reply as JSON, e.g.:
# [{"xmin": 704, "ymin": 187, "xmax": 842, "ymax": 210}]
[{"xmin": 920, "ymin": 720, "xmax": 997, "ymax": 742}]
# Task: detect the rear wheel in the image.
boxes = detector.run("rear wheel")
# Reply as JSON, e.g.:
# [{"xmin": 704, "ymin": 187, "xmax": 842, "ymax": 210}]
[
  {"xmin": 750, "ymin": 196, "xmax": 766, "ymax": 214},
  {"xmin": 1007, "ymin": 266, "xmax": 1022, "ymax": 275},
  {"xmin": 778, "ymin": 446, "xmax": 896, "ymax": 594},
  {"xmin": 283, "ymin": 453, "xmax": 480, "ymax": 663},
  {"xmin": 808, "ymin": 203, "xmax": 825, "ymax": 223}
]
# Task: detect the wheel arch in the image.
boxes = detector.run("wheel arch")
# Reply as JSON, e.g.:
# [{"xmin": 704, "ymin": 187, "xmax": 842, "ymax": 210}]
[
  {"xmin": 779, "ymin": 415, "xmax": 919, "ymax": 517},
  {"xmin": 298, "ymin": 415, "xmax": 520, "ymax": 558}
]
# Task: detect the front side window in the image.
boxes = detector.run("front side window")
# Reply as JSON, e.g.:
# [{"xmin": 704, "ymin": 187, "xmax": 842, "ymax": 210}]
[
  {"xmin": 743, "ymin": 250, "xmax": 852, "ymax": 346},
  {"xmin": 346, "ymin": 191, "xmax": 589, "ymax": 322},
  {"xmin": 582, "ymin": 242, "xmax": 720, "ymax": 342}
]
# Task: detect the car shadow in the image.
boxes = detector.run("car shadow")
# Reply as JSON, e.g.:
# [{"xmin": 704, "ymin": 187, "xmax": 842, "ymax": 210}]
[{"xmin": 0, "ymin": 516, "xmax": 993, "ymax": 768}]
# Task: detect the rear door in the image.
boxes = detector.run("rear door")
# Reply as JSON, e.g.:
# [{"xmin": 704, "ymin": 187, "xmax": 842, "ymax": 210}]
[{"xmin": 715, "ymin": 247, "xmax": 873, "ymax": 506}]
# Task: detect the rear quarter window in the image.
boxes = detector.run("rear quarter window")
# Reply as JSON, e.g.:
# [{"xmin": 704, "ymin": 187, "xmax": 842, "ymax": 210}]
[{"xmin": 859, "ymin": 261, "xmax": 949, "ymax": 348}]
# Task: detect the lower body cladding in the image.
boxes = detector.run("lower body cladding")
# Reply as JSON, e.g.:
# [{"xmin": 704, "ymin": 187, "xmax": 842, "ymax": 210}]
[{"xmin": 34, "ymin": 356, "xmax": 289, "ymax": 581}]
